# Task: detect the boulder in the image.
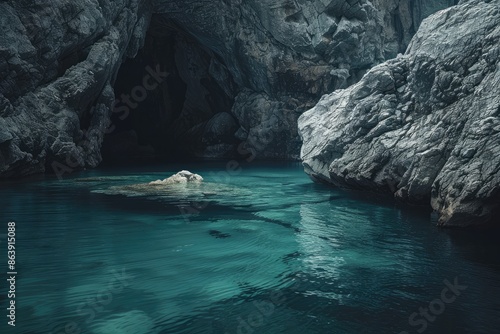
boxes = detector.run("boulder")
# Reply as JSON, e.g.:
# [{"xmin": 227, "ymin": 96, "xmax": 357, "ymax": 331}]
[
  {"xmin": 299, "ymin": 0, "xmax": 500, "ymax": 227},
  {"xmin": 149, "ymin": 170, "xmax": 203, "ymax": 185}
]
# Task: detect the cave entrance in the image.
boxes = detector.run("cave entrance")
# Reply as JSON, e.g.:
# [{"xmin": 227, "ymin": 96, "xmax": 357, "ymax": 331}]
[{"xmin": 101, "ymin": 15, "xmax": 240, "ymax": 163}]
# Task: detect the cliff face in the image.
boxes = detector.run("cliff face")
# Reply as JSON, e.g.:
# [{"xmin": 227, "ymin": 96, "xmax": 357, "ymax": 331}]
[
  {"xmin": 154, "ymin": 0, "xmax": 456, "ymax": 159},
  {"xmin": 299, "ymin": 0, "xmax": 500, "ymax": 227},
  {"xmin": 0, "ymin": 0, "xmax": 453, "ymax": 177},
  {"xmin": 0, "ymin": 0, "xmax": 151, "ymax": 177}
]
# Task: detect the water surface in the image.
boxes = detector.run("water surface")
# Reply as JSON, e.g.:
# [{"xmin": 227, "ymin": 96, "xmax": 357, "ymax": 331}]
[{"xmin": 1, "ymin": 162, "xmax": 499, "ymax": 334}]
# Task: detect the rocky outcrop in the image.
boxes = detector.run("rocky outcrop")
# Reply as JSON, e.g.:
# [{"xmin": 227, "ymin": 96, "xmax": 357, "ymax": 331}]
[
  {"xmin": 0, "ymin": 0, "xmax": 151, "ymax": 177},
  {"xmin": 299, "ymin": 0, "xmax": 500, "ymax": 227},
  {"xmin": 154, "ymin": 0, "xmax": 456, "ymax": 159},
  {"xmin": 1, "ymin": 0, "xmax": 455, "ymax": 177},
  {"xmin": 150, "ymin": 170, "xmax": 203, "ymax": 185}
]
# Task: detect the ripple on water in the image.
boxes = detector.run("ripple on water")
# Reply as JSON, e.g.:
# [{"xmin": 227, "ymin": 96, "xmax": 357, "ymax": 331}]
[{"xmin": 1, "ymin": 163, "xmax": 500, "ymax": 334}]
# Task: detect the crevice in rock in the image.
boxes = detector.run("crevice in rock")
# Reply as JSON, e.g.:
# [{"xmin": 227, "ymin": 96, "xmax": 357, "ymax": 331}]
[
  {"xmin": 285, "ymin": 11, "xmax": 306, "ymax": 24},
  {"xmin": 392, "ymin": 10, "xmax": 405, "ymax": 54},
  {"xmin": 57, "ymin": 47, "xmax": 89, "ymax": 77}
]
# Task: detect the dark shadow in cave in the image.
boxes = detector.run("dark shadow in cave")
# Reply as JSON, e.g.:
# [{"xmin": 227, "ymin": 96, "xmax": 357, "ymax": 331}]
[{"xmin": 101, "ymin": 15, "xmax": 240, "ymax": 164}]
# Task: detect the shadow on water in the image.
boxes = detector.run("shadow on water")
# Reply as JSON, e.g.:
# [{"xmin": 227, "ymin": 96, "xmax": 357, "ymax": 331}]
[
  {"xmin": 444, "ymin": 228, "xmax": 500, "ymax": 269},
  {"xmin": 299, "ymin": 180, "xmax": 434, "ymax": 221}
]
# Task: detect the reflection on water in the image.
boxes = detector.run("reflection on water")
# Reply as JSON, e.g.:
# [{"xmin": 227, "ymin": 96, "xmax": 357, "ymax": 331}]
[{"xmin": 0, "ymin": 162, "xmax": 499, "ymax": 334}]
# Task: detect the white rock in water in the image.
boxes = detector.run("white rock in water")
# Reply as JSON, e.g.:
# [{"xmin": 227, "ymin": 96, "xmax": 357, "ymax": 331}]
[{"xmin": 149, "ymin": 170, "xmax": 203, "ymax": 185}]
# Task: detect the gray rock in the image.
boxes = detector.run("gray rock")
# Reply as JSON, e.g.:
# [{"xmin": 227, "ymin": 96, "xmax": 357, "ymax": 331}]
[
  {"xmin": 0, "ymin": 0, "xmax": 454, "ymax": 177},
  {"xmin": 179, "ymin": 112, "xmax": 239, "ymax": 158},
  {"xmin": 299, "ymin": 0, "xmax": 500, "ymax": 227},
  {"xmin": 154, "ymin": 0, "xmax": 454, "ymax": 158},
  {"xmin": 0, "ymin": 0, "xmax": 150, "ymax": 177}
]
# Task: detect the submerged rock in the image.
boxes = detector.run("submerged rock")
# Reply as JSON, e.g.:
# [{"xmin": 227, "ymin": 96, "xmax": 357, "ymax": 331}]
[
  {"xmin": 149, "ymin": 170, "xmax": 203, "ymax": 185},
  {"xmin": 209, "ymin": 230, "xmax": 231, "ymax": 239},
  {"xmin": 94, "ymin": 177, "xmax": 251, "ymax": 206},
  {"xmin": 299, "ymin": 0, "xmax": 500, "ymax": 227}
]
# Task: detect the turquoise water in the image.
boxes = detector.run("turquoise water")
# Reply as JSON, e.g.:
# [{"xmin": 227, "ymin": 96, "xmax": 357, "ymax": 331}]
[{"xmin": 1, "ymin": 162, "xmax": 499, "ymax": 334}]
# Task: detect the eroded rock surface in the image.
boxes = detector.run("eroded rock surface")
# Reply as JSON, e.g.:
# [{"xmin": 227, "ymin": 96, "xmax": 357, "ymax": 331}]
[
  {"xmin": 0, "ymin": 0, "xmax": 151, "ymax": 177},
  {"xmin": 299, "ymin": 0, "xmax": 500, "ymax": 227},
  {"xmin": 0, "ymin": 0, "xmax": 454, "ymax": 177},
  {"xmin": 154, "ymin": 0, "xmax": 456, "ymax": 158}
]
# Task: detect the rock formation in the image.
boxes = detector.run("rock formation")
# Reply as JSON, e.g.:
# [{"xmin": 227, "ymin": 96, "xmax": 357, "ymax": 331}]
[
  {"xmin": 93, "ymin": 174, "xmax": 250, "ymax": 204},
  {"xmin": 0, "ymin": 0, "xmax": 454, "ymax": 177},
  {"xmin": 0, "ymin": 0, "xmax": 151, "ymax": 177},
  {"xmin": 299, "ymin": 0, "xmax": 500, "ymax": 227},
  {"xmin": 154, "ymin": 0, "xmax": 457, "ymax": 159},
  {"xmin": 150, "ymin": 170, "xmax": 203, "ymax": 185}
]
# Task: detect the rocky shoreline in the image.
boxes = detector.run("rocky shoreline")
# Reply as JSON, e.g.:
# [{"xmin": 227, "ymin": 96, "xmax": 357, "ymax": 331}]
[
  {"xmin": 1, "ymin": 0, "xmax": 498, "ymax": 227},
  {"xmin": 299, "ymin": 0, "xmax": 500, "ymax": 227}
]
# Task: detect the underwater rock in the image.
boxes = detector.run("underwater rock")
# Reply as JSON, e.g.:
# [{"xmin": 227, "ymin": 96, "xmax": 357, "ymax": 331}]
[
  {"xmin": 93, "ymin": 176, "xmax": 252, "ymax": 206},
  {"xmin": 209, "ymin": 230, "xmax": 231, "ymax": 239}
]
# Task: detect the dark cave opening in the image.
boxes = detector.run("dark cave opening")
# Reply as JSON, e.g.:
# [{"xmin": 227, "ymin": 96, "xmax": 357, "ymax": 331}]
[{"xmin": 101, "ymin": 16, "xmax": 240, "ymax": 163}]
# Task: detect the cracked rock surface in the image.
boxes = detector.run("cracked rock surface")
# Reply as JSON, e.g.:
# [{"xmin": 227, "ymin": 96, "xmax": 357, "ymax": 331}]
[
  {"xmin": 1, "ymin": 0, "xmax": 454, "ymax": 177},
  {"xmin": 154, "ymin": 0, "xmax": 456, "ymax": 158},
  {"xmin": 299, "ymin": 0, "xmax": 500, "ymax": 227},
  {"xmin": 0, "ymin": 0, "xmax": 151, "ymax": 177}
]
